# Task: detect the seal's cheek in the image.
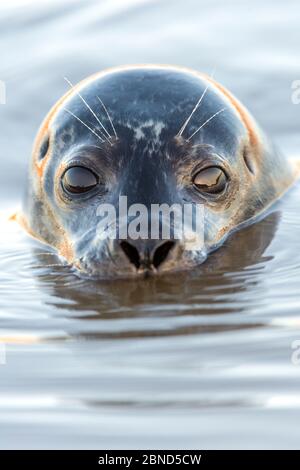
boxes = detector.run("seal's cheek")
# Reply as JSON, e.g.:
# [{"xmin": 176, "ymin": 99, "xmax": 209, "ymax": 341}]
[{"xmin": 58, "ymin": 237, "xmax": 75, "ymax": 264}]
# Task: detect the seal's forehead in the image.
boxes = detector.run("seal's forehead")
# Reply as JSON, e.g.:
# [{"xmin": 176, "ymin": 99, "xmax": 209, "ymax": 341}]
[
  {"xmin": 71, "ymin": 68, "xmax": 212, "ymax": 108},
  {"xmin": 54, "ymin": 68, "xmax": 239, "ymax": 121},
  {"xmin": 48, "ymin": 67, "xmax": 251, "ymax": 156}
]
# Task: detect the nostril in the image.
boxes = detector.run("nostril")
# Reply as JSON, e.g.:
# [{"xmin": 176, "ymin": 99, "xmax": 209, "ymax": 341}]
[
  {"xmin": 152, "ymin": 240, "xmax": 176, "ymax": 269},
  {"xmin": 120, "ymin": 241, "xmax": 140, "ymax": 269}
]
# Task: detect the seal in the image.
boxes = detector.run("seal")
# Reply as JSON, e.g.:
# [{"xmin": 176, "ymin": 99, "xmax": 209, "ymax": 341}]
[{"xmin": 20, "ymin": 64, "xmax": 300, "ymax": 279}]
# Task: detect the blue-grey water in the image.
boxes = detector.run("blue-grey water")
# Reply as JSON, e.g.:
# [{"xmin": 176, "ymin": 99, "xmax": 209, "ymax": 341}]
[{"xmin": 1, "ymin": 0, "xmax": 300, "ymax": 449}]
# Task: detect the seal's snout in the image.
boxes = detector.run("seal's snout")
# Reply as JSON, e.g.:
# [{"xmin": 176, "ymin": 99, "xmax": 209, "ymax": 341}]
[
  {"xmin": 119, "ymin": 239, "xmax": 177, "ymax": 272},
  {"xmin": 73, "ymin": 236, "xmax": 186, "ymax": 279}
]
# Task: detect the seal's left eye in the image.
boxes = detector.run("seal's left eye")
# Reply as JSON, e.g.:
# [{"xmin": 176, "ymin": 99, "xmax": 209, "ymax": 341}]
[
  {"xmin": 62, "ymin": 166, "xmax": 99, "ymax": 194},
  {"xmin": 193, "ymin": 166, "xmax": 227, "ymax": 194}
]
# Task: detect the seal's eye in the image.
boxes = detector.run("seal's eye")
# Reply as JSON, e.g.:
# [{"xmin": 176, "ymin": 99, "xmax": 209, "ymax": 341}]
[
  {"xmin": 62, "ymin": 166, "xmax": 99, "ymax": 194},
  {"xmin": 193, "ymin": 166, "xmax": 227, "ymax": 194}
]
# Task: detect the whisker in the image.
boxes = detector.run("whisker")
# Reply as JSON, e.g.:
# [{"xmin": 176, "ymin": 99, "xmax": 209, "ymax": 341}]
[
  {"xmin": 88, "ymin": 145, "xmax": 105, "ymax": 150},
  {"xmin": 64, "ymin": 109, "xmax": 105, "ymax": 144},
  {"xmin": 64, "ymin": 77, "xmax": 112, "ymax": 144},
  {"xmin": 33, "ymin": 252, "xmax": 57, "ymax": 256},
  {"xmin": 187, "ymin": 108, "xmax": 226, "ymax": 141},
  {"xmin": 176, "ymin": 83, "xmax": 210, "ymax": 138},
  {"xmin": 97, "ymin": 96, "xmax": 118, "ymax": 139},
  {"xmin": 30, "ymin": 263, "xmax": 71, "ymax": 269}
]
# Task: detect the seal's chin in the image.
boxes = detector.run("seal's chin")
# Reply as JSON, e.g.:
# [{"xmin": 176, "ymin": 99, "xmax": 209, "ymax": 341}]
[
  {"xmin": 71, "ymin": 264, "xmax": 155, "ymax": 281},
  {"xmin": 71, "ymin": 262, "xmax": 198, "ymax": 280}
]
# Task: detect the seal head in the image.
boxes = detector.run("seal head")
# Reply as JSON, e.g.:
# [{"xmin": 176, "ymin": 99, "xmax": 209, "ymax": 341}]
[{"xmin": 21, "ymin": 65, "xmax": 299, "ymax": 278}]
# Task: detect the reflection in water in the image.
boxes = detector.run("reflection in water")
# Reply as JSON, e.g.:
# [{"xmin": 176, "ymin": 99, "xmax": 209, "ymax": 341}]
[{"xmin": 28, "ymin": 212, "xmax": 279, "ymax": 339}]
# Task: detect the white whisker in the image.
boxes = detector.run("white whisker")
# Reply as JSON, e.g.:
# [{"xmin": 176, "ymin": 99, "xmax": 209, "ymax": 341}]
[
  {"xmin": 34, "ymin": 252, "xmax": 57, "ymax": 256},
  {"xmin": 31, "ymin": 263, "xmax": 70, "ymax": 268},
  {"xmin": 176, "ymin": 83, "xmax": 210, "ymax": 137},
  {"xmin": 97, "ymin": 96, "xmax": 118, "ymax": 139},
  {"xmin": 187, "ymin": 108, "xmax": 226, "ymax": 141},
  {"xmin": 64, "ymin": 77, "xmax": 112, "ymax": 144},
  {"xmin": 64, "ymin": 109, "xmax": 105, "ymax": 144},
  {"xmin": 88, "ymin": 145, "xmax": 105, "ymax": 150}
]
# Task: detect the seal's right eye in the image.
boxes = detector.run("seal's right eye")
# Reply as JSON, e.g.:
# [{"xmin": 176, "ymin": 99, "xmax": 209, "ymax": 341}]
[{"xmin": 62, "ymin": 166, "xmax": 99, "ymax": 194}]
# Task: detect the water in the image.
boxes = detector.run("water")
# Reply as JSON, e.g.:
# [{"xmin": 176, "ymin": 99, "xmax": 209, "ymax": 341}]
[{"xmin": 1, "ymin": 0, "xmax": 300, "ymax": 449}]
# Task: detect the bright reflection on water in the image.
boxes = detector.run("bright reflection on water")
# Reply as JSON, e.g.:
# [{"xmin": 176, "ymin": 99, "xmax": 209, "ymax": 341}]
[{"xmin": 1, "ymin": 0, "xmax": 300, "ymax": 449}]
